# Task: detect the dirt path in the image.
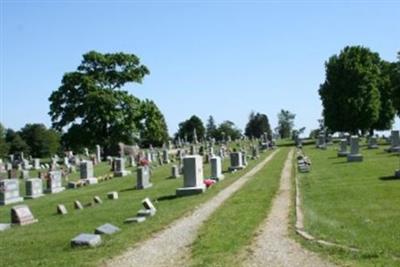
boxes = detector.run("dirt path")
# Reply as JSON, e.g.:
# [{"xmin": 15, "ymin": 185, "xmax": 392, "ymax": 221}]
[
  {"xmin": 105, "ymin": 150, "xmax": 280, "ymax": 267},
  {"xmin": 242, "ymin": 149, "xmax": 337, "ymax": 267}
]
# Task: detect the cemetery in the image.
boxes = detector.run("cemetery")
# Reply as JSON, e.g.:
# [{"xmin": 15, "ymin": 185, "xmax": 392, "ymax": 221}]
[{"xmin": 2, "ymin": 2, "xmax": 400, "ymax": 267}]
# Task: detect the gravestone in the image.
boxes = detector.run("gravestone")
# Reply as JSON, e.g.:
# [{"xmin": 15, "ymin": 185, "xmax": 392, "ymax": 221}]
[
  {"xmin": 57, "ymin": 204, "xmax": 68, "ymax": 215},
  {"xmin": 171, "ymin": 165, "xmax": 180, "ymax": 178},
  {"xmin": 21, "ymin": 170, "xmax": 30, "ymax": 179},
  {"xmin": 46, "ymin": 171, "xmax": 65, "ymax": 193},
  {"xmin": 71, "ymin": 233, "xmax": 102, "ymax": 248},
  {"xmin": 124, "ymin": 216, "xmax": 146, "ymax": 224},
  {"xmin": 337, "ymin": 139, "xmax": 349, "ymax": 157},
  {"xmin": 80, "ymin": 161, "xmax": 98, "ymax": 184},
  {"xmin": 25, "ymin": 178, "xmax": 44, "ymax": 199},
  {"xmin": 210, "ymin": 156, "xmax": 224, "ymax": 181},
  {"xmin": 190, "ymin": 145, "xmax": 197, "ymax": 155},
  {"xmin": 176, "ymin": 155, "xmax": 205, "ymax": 196},
  {"xmin": 32, "ymin": 158, "xmax": 40, "ymax": 170},
  {"xmin": 93, "ymin": 196, "xmax": 102, "ymax": 204},
  {"xmin": 136, "ymin": 166, "xmax": 152, "ymax": 189},
  {"xmin": 347, "ymin": 136, "xmax": 363, "ymax": 162},
  {"xmin": 0, "ymin": 179, "xmax": 23, "ymax": 205},
  {"xmin": 0, "ymin": 223, "xmax": 11, "ymax": 232},
  {"xmin": 74, "ymin": 200, "xmax": 83, "ymax": 210},
  {"xmin": 368, "ymin": 136, "xmax": 379, "ymax": 149},
  {"xmin": 137, "ymin": 197, "xmax": 157, "ymax": 217},
  {"xmin": 229, "ymin": 152, "xmax": 244, "ymax": 171},
  {"xmin": 387, "ymin": 130, "xmax": 400, "ymax": 152},
  {"xmin": 145, "ymin": 151, "xmax": 152, "ymax": 163},
  {"xmin": 95, "ymin": 223, "xmax": 120, "ymax": 235},
  {"xmin": 96, "ymin": 145, "xmax": 101, "ymax": 163},
  {"xmin": 252, "ymin": 146, "xmax": 259, "ymax": 159},
  {"xmin": 162, "ymin": 150, "xmax": 170, "ymax": 164},
  {"xmin": 316, "ymin": 134, "xmax": 327, "ymax": 149},
  {"xmin": 107, "ymin": 191, "xmax": 118, "ymax": 200},
  {"xmin": 113, "ymin": 158, "xmax": 130, "ymax": 177},
  {"xmin": 11, "ymin": 204, "xmax": 38, "ymax": 225},
  {"xmin": 242, "ymin": 151, "xmax": 248, "ymax": 166},
  {"xmin": 395, "ymin": 169, "xmax": 400, "ymax": 178}
]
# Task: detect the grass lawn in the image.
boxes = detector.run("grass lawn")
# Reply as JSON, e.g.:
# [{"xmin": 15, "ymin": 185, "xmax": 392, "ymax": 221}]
[
  {"xmin": 298, "ymin": 142, "xmax": 400, "ymax": 267},
  {"xmin": 0, "ymin": 149, "xmax": 272, "ymax": 267},
  {"xmin": 189, "ymin": 147, "xmax": 289, "ymax": 267}
]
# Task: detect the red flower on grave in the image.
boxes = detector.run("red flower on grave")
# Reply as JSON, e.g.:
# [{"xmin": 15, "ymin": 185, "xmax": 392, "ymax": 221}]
[
  {"xmin": 204, "ymin": 179, "xmax": 215, "ymax": 188},
  {"xmin": 139, "ymin": 159, "xmax": 149, "ymax": 166}
]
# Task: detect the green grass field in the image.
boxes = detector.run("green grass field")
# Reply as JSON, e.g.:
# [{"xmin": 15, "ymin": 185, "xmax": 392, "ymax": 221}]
[
  {"xmin": 0, "ymin": 150, "xmax": 272, "ymax": 267},
  {"xmin": 189, "ymin": 148, "xmax": 289, "ymax": 267},
  {"xmin": 298, "ymin": 141, "xmax": 400, "ymax": 267}
]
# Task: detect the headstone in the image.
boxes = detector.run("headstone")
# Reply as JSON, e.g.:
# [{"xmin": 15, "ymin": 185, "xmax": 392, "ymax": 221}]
[
  {"xmin": 7, "ymin": 169, "xmax": 17, "ymax": 179},
  {"xmin": 57, "ymin": 204, "xmax": 68, "ymax": 215},
  {"xmin": 242, "ymin": 151, "xmax": 248, "ymax": 166},
  {"xmin": 316, "ymin": 134, "xmax": 327, "ymax": 149},
  {"xmin": 25, "ymin": 178, "xmax": 43, "ymax": 199},
  {"xmin": 171, "ymin": 165, "xmax": 180, "ymax": 178},
  {"xmin": 124, "ymin": 216, "xmax": 146, "ymax": 223},
  {"xmin": 93, "ymin": 196, "xmax": 102, "ymax": 204},
  {"xmin": 107, "ymin": 191, "xmax": 118, "ymax": 200},
  {"xmin": 162, "ymin": 150, "xmax": 170, "ymax": 164},
  {"xmin": 95, "ymin": 223, "xmax": 120, "ymax": 235},
  {"xmin": 71, "ymin": 233, "xmax": 102, "ymax": 247},
  {"xmin": 145, "ymin": 151, "xmax": 152, "ymax": 163},
  {"xmin": 46, "ymin": 171, "xmax": 65, "ymax": 193},
  {"xmin": 11, "ymin": 204, "xmax": 38, "ymax": 225},
  {"xmin": 96, "ymin": 145, "xmax": 101, "ymax": 163},
  {"xmin": 113, "ymin": 158, "xmax": 131, "ymax": 177},
  {"xmin": 368, "ymin": 136, "xmax": 379, "ymax": 149},
  {"xmin": 176, "ymin": 155, "xmax": 206, "ymax": 196},
  {"xmin": 0, "ymin": 223, "xmax": 11, "ymax": 232},
  {"xmin": 190, "ymin": 145, "xmax": 196, "ymax": 155},
  {"xmin": 251, "ymin": 146, "xmax": 259, "ymax": 159},
  {"xmin": 386, "ymin": 130, "xmax": 400, "ymax": 152},
  {"xmin": 74, "ymin": 200, "xmax": 83, "ymax": 210},
  {"xmin": 136, "ymin": 166, "xmax": 152, "ymax": 189},
  {"xmin": 21, "ymin": 170, "xmax": 30, "ymax": 179},
  {"xmin": 337, "ymin": 139, "xmax": 349, "ymax": 157},
  {"xmin": 0, "ymin": 179, "xmax": 23, "ymax": 205},
  {"xmin": 210, "ymin": 156, "xmax": 224, "ymax": 181},
  {"xmin": 395, "ymin": 169, "xmax": 400, "ymax": 178},
  {"xmin": 142, "ymin": 197, "xmax": 156, "ymax": 211},
  {"xmin": 80, "ymin": 161, "xmax": 98, "ymax": 184},
  {"xmin": 347, "ymin": 136, "xmax": 363, "ymax": 162},
  {"xmin": 229, "ymin": 152, "xmax": 244, "ymax": 171},
  {"xmin": 32, "ymin": 158, "xmax": 40, "ymax": 170}
]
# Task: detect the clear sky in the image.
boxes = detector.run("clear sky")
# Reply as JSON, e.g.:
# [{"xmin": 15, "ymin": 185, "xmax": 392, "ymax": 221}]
[{"xmin": 1, "ymin": 1, "xmax": 400, "ymax": 136}]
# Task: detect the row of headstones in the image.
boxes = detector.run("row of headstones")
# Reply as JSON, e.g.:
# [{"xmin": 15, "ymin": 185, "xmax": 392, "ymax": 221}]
[{"xmin": 71, "ymin": 198, "xmax": 157, "ymax": 248}]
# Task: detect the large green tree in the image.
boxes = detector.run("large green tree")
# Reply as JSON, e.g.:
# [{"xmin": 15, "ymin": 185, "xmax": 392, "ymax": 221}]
[
  {"xmin": 214, "ymin": 120, "xmax": 242, "ymax": 141},
  {"xmin": 175, "ymin": 115, "xmax": 205, "ymax": 143},
  {"xmin": 0, "ymin": 123, "xmax": 9, "ymax": 158},
  {"xmin": 49, "ymin": 51, "xmax": 149, "ymax": 154},
  {"xmin": 138, "ymin": 100, "xmax": 169, "ymax": 147},
  {"xmin": 277, "ymin": 109, "xmax": 295, "ymax": 138},
  {"xmin": 393, "ymin": 52, "xmax": 400, "ymax": 116},
  {"xmin": 206, "ymin": 115, "xmax": 217, "ymax": 139},
  {"xmin": 19, "ymin": 123, "xmax": 61, "ymax": 158},
  {"xmin": 6, "ymin": 129, "xmax": 30, "ymax": 155},
  {"xmin": 319, "ymin": 46, "xmax": 382, "ymax": 134},
  {"xmin": 244, "ymin": 111, "xmax": 272, "ymax": 139}
]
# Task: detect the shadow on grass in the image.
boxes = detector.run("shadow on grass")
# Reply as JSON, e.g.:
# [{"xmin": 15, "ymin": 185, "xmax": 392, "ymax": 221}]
[
  {"xmin": 119, "ymin": 187, "xmax": 136, "ymax": 192},
  {"xmin": 157, "ymin": 194, "xmax": 179, "ymax": 201},
  {"xmin": 379, "ymin": 176, "xmax": 400, "ymax": 181}
]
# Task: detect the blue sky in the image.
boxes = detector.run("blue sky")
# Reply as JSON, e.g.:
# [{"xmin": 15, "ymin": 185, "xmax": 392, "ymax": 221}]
[{"xmin": 1, "ymin": 1, "xmax": 399, "ymax": 136}]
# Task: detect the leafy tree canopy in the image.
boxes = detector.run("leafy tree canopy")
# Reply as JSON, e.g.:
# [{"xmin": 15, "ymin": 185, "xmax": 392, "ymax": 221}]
[
  {"xmin": 138, "ymin": 100, "xmax": 169, "ymax": 147},
  {"xmin": 0, "ymin": 123, "xmax": 9, "ymax": 158},
  {"xmin": 20, "ymin": 123, "xmax": 61, "ymax": 158},
  {"xmin": 277, "ymin": 109, "xmax": 295, "ymax": 138},
  {"xmin": 244, "ymin": 111, "xmax": 272, "ymax": 139},
  {"xmin": 175, "ymin": 115, "xmax": 205, "ymax": 143}
]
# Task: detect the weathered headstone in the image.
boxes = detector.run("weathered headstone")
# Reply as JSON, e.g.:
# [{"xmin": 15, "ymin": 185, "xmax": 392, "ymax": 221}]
[
  {"xmin": 57, "ymin": 204, "xmax": 68, "ymax": 215},
  {"xmin": 0, "ymin": 179, "xmax": 23, "ymax": 205},
  {"xmin": 80, "ymin": 161, "xmax": 98, "ymax": 184},
  {"xmin": 386, "ymin": 130, "xmax": 400, "ymax": 152},
  {"xmin": 113, "ymin": 158, "xmax": 131, "ymax": 177},
  {"xmin": 229, "ymin": 152, "xmax": 244, "ymax": 171},
  {"xmin": 171, "ymin": 165, "xmax": 180, "ymax": 178},
  {"xmin": 337, "ymin": 139, "xmax": 349, "ymax": 157},
  {"xmin": 25, "ymin": 178, "xmax": 43, "ymax": 199},
  {"xmin": 347, "ymin": 136, "xmax": 363, "ymax": 162},
  {"xmin": 316, "ymin": 134, "xmax": 327, "ymax": 149},
  {"xmin": 368, "ymin": 136, "xmax": 379, "ymax": 149},
  {"xmin": 32, "ymin": 158, "xmax": 40, "ymax": 170},
  {"xmin": 71, "ymin": 233, "xmax": 102, "ymax": 247},
  {"xmin": 93, "ymin": 196, "xmax": 102, "ymax": 204},
  {"xmin": 11, "ymin": 204, "xmax": 38, "ymax": 225},
  {"xmin": 20, "ymin": 170, "xmax": 30, "ymax": 179},
  {"xmin": 136, "ymin": 166, "xmax": 152, "ymax": 189},
  {"xmin": 46, "ymin": 171, "xmax": 65, "ymax": 193},
  {"xmin": 124, "ymin": 216, "xmax": 146, "ymax": 223},
  {"xmin": 94, "ymin": 223, "xmax": 120, "ymax": 235},
  {"xmin": 96, "ymin": 145, "xmax": 101, "ymax": 163},
  {"xmin": 176, "ymin": 155, "xmax": 205, "ymax": 196},
  {"xmin": 162, "ymin": 150, "xmax": 170, "ymax": 164},
  {"xmin": 210, "ymin": 156, "xmax": 224, "ymax": 181},
  {"xmin": 107, "ymin": 191, "xmax": 118, "ymax": 200},
  {"xmin": 252, "ymin": 146, "xmax": 259, "ymax": 159},
  {"xmin": 242, "ymin": 151, "xmax": 248, "ymax": 166},
  {"xmin": 74, "ymin": 200, "xmax": 84, "ymax": 210}
]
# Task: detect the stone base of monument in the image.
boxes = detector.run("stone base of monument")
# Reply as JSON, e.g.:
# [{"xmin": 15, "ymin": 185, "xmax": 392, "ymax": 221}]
[
  {"xmin": 113, "ymin": 170, "xmax": 131, "ymax": 177},
  {"xmin": 337, "ymin": 151, "xmax": 349, "ymax": 157},
  {"xmin": 176, "ymin": 185, "xmax": 206, "ymax": 196},
  {"xmin": 368, "ymin": 145, "xmax": 379, "ymax": 149},
  {"xmin": 395, "ymin": 170, "xmax": 400, "ymax": 178},
  {"xmin": 25, "ymin": 193, "xmax": 44, "ymax": 199},
  {"xmin": 228, "ymin": 166, "xmax": 245, "ymax": 171},
  {"xmin": 136, "ymin": 183, "xmax": 153, "ymax": 190},
  {"xmin": 385, "ymin": 146, "xmax": 400, "ymax": 152},
  {"xmin": 0, "ymin": 223, "xmax": 11, "ymax": 232},
  {"xmin": 211, "ymin": 175, "xmax": 224, "ymax": 181},
  {"xmin": 137, "ymin": 209, "xmax": 156, "ymax": 217},
  {"xmin": 124, "ymin": 216, "xmax": 146, "ymax": 223},
  {"xmin": 347, "ymin": 154, "xmax": 363, "ymax": 162},
  {"xmin": 0, "ymin": 196, "xmax": 24, "ymax": 206},
  {"xmin": 46, "ymin": 187, "xmax": 65, "ymax": 194},
  {"xmin": 94, "ymin": 223, "xmax": 120, "ymax": 235},
  {"xmin": 82, "ymin": 178, "xmax": 98, "ymax": 185},
  {"xmin": 71, "ymin": 233, "xmax": 102, "ymax": 248}
]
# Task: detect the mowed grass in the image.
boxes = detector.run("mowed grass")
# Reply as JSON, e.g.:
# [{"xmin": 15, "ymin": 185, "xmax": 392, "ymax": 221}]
[
  {"xmin": 189, "ymin": 148, "xmax": 289, "ymax": 267},
  {"xmin": 299, "ymin": 142, "xmax": 400, "ymax": 266},
  {"xmin": 0, "ymin": 150, "xmax": 271, "ymax": 267}
]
